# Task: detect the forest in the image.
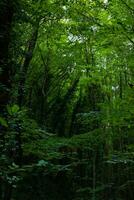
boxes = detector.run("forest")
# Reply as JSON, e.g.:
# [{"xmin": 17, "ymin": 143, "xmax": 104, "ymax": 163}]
[{"xmin": 0, "ymin": 0, "xmax": 134, "ymax": 199}]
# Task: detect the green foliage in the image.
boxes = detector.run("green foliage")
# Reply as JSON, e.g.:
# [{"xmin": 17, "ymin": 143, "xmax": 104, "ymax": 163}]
[
  {"xmin": 1, "ymin": 0, "xmax": 134, "ymax": 199},
  {"xmin": 0, "ymin": 116, "xmax": 8, "ymax": 127}
]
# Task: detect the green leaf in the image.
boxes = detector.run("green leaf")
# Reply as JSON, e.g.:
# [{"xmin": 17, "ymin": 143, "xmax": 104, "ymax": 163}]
[
  {"xmin": 0, "ymin": 117, "xmax": 8, "ymax": 127},
  {"xmin": 11, "ymin": 104, "xmax": 20, "ymax": 113},
  {"xmin": 37, "ymin": 160, "xmax": 49, "ymax": 166},
  {"xmin": 7, "ymin": 104, "xmax": 20, "ymax": 115},
  {"xmin": 7, "ymin": 105, "xmax": 12, "ymax": 115}
]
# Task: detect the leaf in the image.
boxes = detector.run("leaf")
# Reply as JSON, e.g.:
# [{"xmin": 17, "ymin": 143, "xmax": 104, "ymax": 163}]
[
  {"xmin": 7, "ymin": 104, "xmax": 20, "ymax": 115},
  {"xmin": 0, "ymin": 117, "xmax": 8, "ymax": 127},
  {"xmin": 11, "ymin": 104, "xmax": 20, "ymax": 113},
  {"xmin": 37, "ymin": 160, "xmax": 48, "ymax": 166},
  {"xmin": 7, "ymin": 105, "xmax": 12, "ymax": 115}
]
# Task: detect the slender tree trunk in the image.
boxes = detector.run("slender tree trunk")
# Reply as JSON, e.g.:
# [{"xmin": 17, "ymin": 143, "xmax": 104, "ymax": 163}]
[
  {"xmin": 56, "ymin": 78, "xmax": 79, "ymax": 136},
  {"xmin": 0, "ymin": 1, "xmax": 14, "ymax": 200},
  {"xmin": 119, "ymin": 72, "xmax": 123, "ymax": 99},
  {"xmin": 0, "ymin": 0, "xmax": 13, "ymax": 108},
  {"xmin": 92, "ymin": 153, "xmax": 96, "ymax": 200},
  {"xmin": 37, "ymin": 37, "xmax": 51, "ymax": 123},
  {"xmin": 3, "ymin": 183, "xmax": 12, "ymax": 200},
  {"xmin": 69, "ymin": 95, "xmax": 81, "ymax": 136},
  {"xmin": 18, "ymin": 18, "xmax": 40, "ymax": 107}
]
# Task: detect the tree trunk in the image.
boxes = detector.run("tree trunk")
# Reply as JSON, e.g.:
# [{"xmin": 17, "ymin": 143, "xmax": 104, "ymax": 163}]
[
  {"xmin": 18, "ymin": 18, "xmax": 40, "ymax": 107},
  {"xmin": 3, "ymin": 183, "xmax": 12, "ymax": 200},
  {"xmin": 0, "ymin": 0, "xmax": 13, "ymax": 108}
]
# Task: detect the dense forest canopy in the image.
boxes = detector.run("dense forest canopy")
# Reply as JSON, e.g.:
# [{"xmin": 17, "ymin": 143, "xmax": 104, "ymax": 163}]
[{"xmin": 0, "ymin": 0, "xmax": 134, "ymax": 199}]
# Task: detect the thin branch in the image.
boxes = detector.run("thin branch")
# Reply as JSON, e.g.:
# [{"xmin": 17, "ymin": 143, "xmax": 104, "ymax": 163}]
[
  {"xmin": 120, "ymin": 0, "xmax": 134, "ymax": 13},
  {"xmin": 117, "ymin": 22, "xmax": 134, "ymax": 45}
]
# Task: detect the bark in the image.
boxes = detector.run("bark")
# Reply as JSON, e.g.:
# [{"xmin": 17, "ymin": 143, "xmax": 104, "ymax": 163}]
[
  {"xmin": 0, "ymin": 1, "xmax": 14, "ymax": 200},
  {"xmin": 0, "ymin": 0, "xmax": 13, "ymax": 108}
]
